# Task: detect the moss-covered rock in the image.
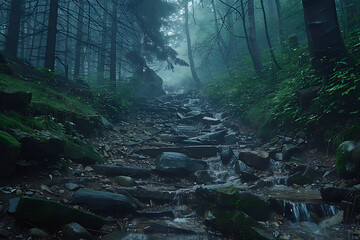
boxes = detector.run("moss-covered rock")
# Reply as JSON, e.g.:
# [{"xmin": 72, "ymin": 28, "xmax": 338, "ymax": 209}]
[
  {"xmin": 65, "ymin": 140, "xmax": 103, "ymax": 166},
  {"xmin": 15, "ymin": 196, "xmax": 105, "ymax": 230},
  {"xmin": 336, "ymin": 141, "xmax": 360, "ymax": 178},
  {"xmin": 0, "ymin": 130, "xmax": 20, "ymax": 177}
]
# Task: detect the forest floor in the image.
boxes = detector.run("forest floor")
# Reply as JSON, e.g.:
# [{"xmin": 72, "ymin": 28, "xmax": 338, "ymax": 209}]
[{"xmin": 0, "ymin": 90, "xmax": 359, "ymax": 240}]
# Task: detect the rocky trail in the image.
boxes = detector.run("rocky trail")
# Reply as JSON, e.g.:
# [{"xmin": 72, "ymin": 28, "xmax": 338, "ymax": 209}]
[{"xmin": 0, "ymin": 91, "xmax": 359, "ymax": 240}]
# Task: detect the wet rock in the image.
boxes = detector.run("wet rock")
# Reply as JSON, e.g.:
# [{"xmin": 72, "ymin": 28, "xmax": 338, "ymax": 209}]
[
  {"xmin": 135, "ymin": 209, "xmax": 175, "ymax": 219},
  {"xmin": 102, "ymin": 232, "xmax": 148, "ymax": 240},
  {"xmin": 71, "ymin": 188, "xmax": 138, "ymax": 215},
  {"xmin": 0, "ymin": 130, "xmax": 20, "ymax": 178},
  {"xmin": 192, "ymin": 130, "xmax": 227, "ymax": 144},
  {"xmin": 194, "ymin": 170, "xmax": 213, "ymax": 184},
  {"xmin": 238, "ymin": 150, "xmax": 270, "ymax": 171},
  {"xmin": 182, "ymin": 139, "xmax": 204, "ymax": 145},
  {"xmin": 135, "ymin": 145, "xmax": 219, "ymax": 159},
  {"xmin": 15, "ymin": 197, "xmax": 105, "ymax": 229},
  {"xmin": 115, "ymin": 176, "xmax": 135, "ymax": 187},
  {"xmin": 91, "ymin": 165, "xmax": 151, "ymax": 178},
  {"xmin": 29, "ymin": 228, "xmax": 49, "ymax": 238},
  {"xmin": 286, "ymin": 167, "xmax": 321, "ymax": 186},
  {"xmin": 202, "ymin": 117, "xmax": 221, "ymax": 125},
  {"xmin": 132, "ymin": 68, "xmax": 165, "ymax": 99},
  {"xmin": 155, "ymin": 152, "xmax": 207, "ymax": 177},
  {"xmin": 65, "ymin": 183, "xmax": 80, "ymax": 191},
  {"xmin": 144, "ymin": 220, "xmax": 205, "ymax": 235},
  {"xmin": 336, "ymin": 141, "xmax": 360, "ymax": 179},
  {"xmin": 62, "ymin": 222, "xmax": 93, "ymax": 240},
  {"xmin": 282, "ymin": 144, "xmax": 301, "ymax": 161},
  {"xmin": 158, "ymin": 134, "xmax": 187, "ymax": 143},
  {"xmin": 321, "ymin": 187, "xmax": 358, "ymax": 203},
  {"xmin": 65, "ymin": 141, "xmax": 103, "ymax": 166},
  {"xmin": 220, "ymin": 147, "xmax": 233, "ymax": 165},
  {"xmin": 0, "ymin": 91, "xmax": 32, "ymax": 112},
  {"xmin": 224, "ymin": 133, "xmax": 237, "ymax": 145},
  {"xmin": 195, "ymin": 186, "xmax": 273, "ymax": 221},
  {"xmin": 8, "ymin": 197, "xmax": 20, "ymax": 213}
]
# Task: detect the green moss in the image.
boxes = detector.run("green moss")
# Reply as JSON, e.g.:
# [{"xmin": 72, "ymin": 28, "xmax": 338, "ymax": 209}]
[
  {"xmin": 0, "ymin": 112, "xmax": 44, "ymax": 132},
  {"xmin": 0, "ymin": 130, "xmax": 20, "ymax": 148},
  {"xmin": 65, "ymin": 139, "xmax": 103, "ymax": 165}
]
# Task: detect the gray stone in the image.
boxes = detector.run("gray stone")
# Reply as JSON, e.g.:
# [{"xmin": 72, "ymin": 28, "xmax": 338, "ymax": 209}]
[
  {"xmin": 202, "ymin": 117, "xmax": 221, "ymax": 125},
  {"xmin": 155, "ymin": 152, "xmax": 207, "ymax": 177},
  {"xmin": 62, "ymin": 222, "xmax": 93, "ymax": 240},
  {"xmin": 91, "ymin": 165, "xmax": 151, "ymax": 178},
  {"xmin": 29, "ymin": 228, "xmax": 49, "ymax": 238},
  {"xmin": 286, "ymin": 167, "xmax": 321, "ymax": 186},
  {"xmin": 224, "ymin": 134, "xmax": 237, "ymax": 144},
  {"xmin": 282, "ymin": 144, "xmax": 301, "ymax": 161},
  {"xmin": 65, "ymin": 183, "xmax": 80, "ymax": 191},
  {"xmin": 192, "ymin": 130, "xmax": 227, "ymax": 144},
  {"xmin": 220, "ymin": 147, "xmax": 233, "ymax": 165},
  {"xmin": 135, "ymin": 145, "xmax": 219, "ymax": 159},
  {"xmin": 8, "ymin": 197, "xmax": 20, "ymax": 213},
  {"xmin": 71, "ymin": 188, "xmax": 138, "ymax": 215},
  {"xmin": 115, "ymin": 176, "xmax": 135, "ymax": 187},
  {"xmin": 238, "ymin": 150, "xmax": 270, "ymax": 171},
  {"xmin": 194, "ymin": 170, "xmax": 213, "ymax": 184}
]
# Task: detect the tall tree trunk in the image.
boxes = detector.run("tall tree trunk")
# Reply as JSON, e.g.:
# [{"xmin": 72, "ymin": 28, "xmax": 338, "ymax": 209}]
[
  {"xmin": 4, "ymin": 0, "xmax": 22, "ymax": 57},
  {"xmin": 74, "ymin": 0, "xmax": 84, "ymax": 80},
  {"xmin": 109, "ymin": 0, "xmax": 118, "ymax": 92},
  {"xmin": 28, "ymin": 4, "xmax": 39, "ymax": 62},
  {"xmin": 20, "ymin": 15, "xmax": 25, "ymax": 59},
  {"xmin": 97, "ymin": 1, "xmax": 109, "ymax": 86},
  {"xmin": 260, "ymin": 0, "xmax": 281, "ymax": 71},
  {"xmin": 302, "ymin": 0, "xmax": 348, "ymax": 75},
  {"xmin": 64, "ymin": 1, "xmax": 71, "ymax": 80},
  {"xmin": 248, "ymin": 0, "xmax": 263, "ymax": 74},
  {"xmin": 275, "ymin": 0, "xmax": 285, "ymax": 46},
  {"xmin": 184, "ymin": 2, "xmax": 201, "ymax": 88},
  {"xmin": 44, "ymin": 0, "xmax": 59, "ymax": 71}
]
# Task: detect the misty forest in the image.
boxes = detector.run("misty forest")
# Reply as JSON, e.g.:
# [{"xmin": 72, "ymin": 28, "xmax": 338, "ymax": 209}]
[{"xmin": 0, "ymin": 0, "xmax": 360, "ymax": 239}]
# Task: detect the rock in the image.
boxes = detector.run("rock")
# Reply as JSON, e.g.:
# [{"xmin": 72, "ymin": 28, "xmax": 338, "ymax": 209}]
[
  {"xmin": 65, "ymin": 183, "xmax": 80, "ymax": 191},
  {"xmin": 194, "ymin": 170, "xmax": 213, "ymax": 184},
  {"xmin": 0, "ymin": 130, "xmax": 20, "ymax": 178},
  {"xmin": 155, "ymin": 152, "xmax": 207, "ymax": 177},
  {"xmin": 91, "ymin": 165, "xmax": 151, "ymax": 178},
  {"xmin": 186, "ymin": 110, "xmax": 203, "ymax": 118},
  {"xmin": 195, "ymin": 186, "xmax": 273, "ymax": 221},
  {"xmin": 15, "ymin": 197, "xmax": 105, "ymax": 229},
  {"xmin": 20, "ymin": 134, "xmax": 66, "ymax": 163},
  {"xmin": 144, "ymin": 220, "xmax": 205, "ymax": 235},
  {"xmin": 65, "ymin": 141, "xmax": 103, "ymax": 166},
  {"xmin": 84, "ymin": 166, "xmax": 94, "ymax": 172},
  {"xmin": 0, "ymin": 91, "xmax": 32, "ymax": 112},
  {"xmin": 220, "ymin": 147, "xmax": 233, "ymax": 165},
  {"xmin": 115, "ymin": 176, "xmax": 135, "ymax": 187},
  {"xmin": 238, "ymin": 150, "xmax": 270, "ymax": 171},
  {"xmin": 158, "ymin": 134, "xmax": 187, "ymax": 143},
  {"xmin": 192, "ymin": 130, "xmax": 227, "ymax": 144},
  {"xmin": 202, "ymin": 117, "xmax": 221, "ymax": 125},
  {"xmin": 282, "ymin": 144, "xmax": 301, "ymax": 161},
  {"xmin": 29, "ymin": 228, "xmax": 49, "ymax": 238},
  {"xmin": 135, "ymin": 145, "xmax": 219, "ymax": 159},
  {"xmin": 71, "ymin": 188, "xmax": 138, "ymax": 215},
  {"xmin": 336, "ymin": 141, "xmax": 360, "ymax": 179},
  {"xmin": 131, "ymin": 67, "xmax": 165, "ymax": 99},
  {"xmin": 16, "ymin": 189, "xmax": 22, "ymax": 196},
  {"xmin": 101, "ymin": 232, "xmax": 149, "ymax": 240},
  {"xmin": 286, "ymin": 167, "xmax": 321, "ymax": 185},
  {"xmin": 62, "ymin": 222, "xmax": 93, "ymax": 240},
  {"xmin": 8, "ymin": 197, "xmax": 20, "ymax": 213},
  {"xmin": 224, "ymin": 134, "xmax": 237, "ymax": 144},
  {"xmin": 234, "ymin": 160, "xmax": 254, "ymax": 174},
  {"xmin": 321, "ymin": 187, "xmax": 358, "ymax": 203}
]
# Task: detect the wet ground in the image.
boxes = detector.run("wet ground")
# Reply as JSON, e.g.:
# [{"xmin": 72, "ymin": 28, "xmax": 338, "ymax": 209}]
[{"xmin": 0, "ymin": 91, "xmax": 359, "ymax": 239}]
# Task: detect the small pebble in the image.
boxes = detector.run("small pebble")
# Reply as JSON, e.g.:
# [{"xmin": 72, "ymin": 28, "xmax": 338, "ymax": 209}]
[
  {"xmin": 84, "ymin": 166, "xmax": 94, "ymax": 172},
  {"xmin": 16, "ymin": 190, "xmax": 23, "ymax": 196}
]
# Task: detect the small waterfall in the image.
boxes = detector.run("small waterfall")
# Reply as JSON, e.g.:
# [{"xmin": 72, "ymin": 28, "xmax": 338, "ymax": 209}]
[{"xmin": 282, "ymin": 200, "xmax": 340, "ymax": 222}]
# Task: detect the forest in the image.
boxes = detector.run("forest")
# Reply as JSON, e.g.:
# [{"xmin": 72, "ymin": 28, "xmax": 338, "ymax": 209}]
[{"xmin": 0, "ymin": 0, "xmax": 360, "ymax": 239}]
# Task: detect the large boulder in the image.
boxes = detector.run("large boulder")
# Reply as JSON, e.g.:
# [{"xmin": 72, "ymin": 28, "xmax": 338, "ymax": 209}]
[
  {"xmin": 132, "ymin": 68, "xmax": 165, "ymax": 99},
  {"xmin": 191, "ymin": 130, "xmax": 227, "ymax": 144},
  {"xmin": 238, "ymin": 150, "xmax": 270, "ymax": 171},
  {"xmin": 155, "ymin": 152, "xmax": 207, "ymax": 177},
  {"xmin": 286, "ymin": 166, "xmax": 321, "ymax": 186},
  {"xmin": 65, "ymin": 141, "xmax": 103, "ymax": 166},
  {"xmin": 0, "ymin": 91, "xmax": 32, "ymax": 113},
  {"xmin": 0, "ymin": 130, "xmax": 20, "ymax": 177},
  {"xmin": 15, "ymin": 197, "xmax": 105, "ymax": 229},
  {"xmin": 71, "ymin": 188, "xmax": 139, "ymax": 215},
  {"xmin": 336, "ymin": 141, "xmax": 360, "ymax": 178}
]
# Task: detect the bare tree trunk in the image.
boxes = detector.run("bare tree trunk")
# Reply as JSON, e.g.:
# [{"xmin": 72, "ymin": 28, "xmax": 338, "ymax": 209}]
[
  {"xmin": 184, "ymin": 2, "xmax": 201, "ymax": 88},
  {"xmin": 260, "ymin": 0, "xmax": 281, "ymax": 71},
  {"xmin": 302, "ymin": 0, "xmax": 348, "ymax": 76},
  {"xmin": 28, "ymin": 4, "xmax": 39, "ymax": 62},
  {"xmin": 64, "ymin": 1, "xmax": 71, "ymax": 80},
  {"xmin": 44, "ymin": 0, "xmax": 59, "ymax": 71},
  {"xmin": 97, "ymin": 1, "xmax": 108, "ymax": 85},
  {"xmin": 275, "ymin": 0, "xmax": 285, "ymax": 45},
  {"xmin": 4, "ymin": 0, "xmax": 22, "ymax": 57},
  {"xmin": 109, "ymin": 0, "xmax": 118, "ymax": 92},
  {"xmin": 74, "ymin": 0, "xmax": 84, "ymax": 80},
  {"xmin": 248, "ymin": 0, "xmax": 263, "ymax": 74}
]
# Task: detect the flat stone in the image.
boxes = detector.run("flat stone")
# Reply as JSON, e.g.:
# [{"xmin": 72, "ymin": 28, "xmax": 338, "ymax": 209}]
[
  {"xmin": 202, "ymin": 117, "xmax": 221, "ymax": 125},
  {"xmin": 62, "ymin": 222, "xmax": 93, "ymax": 240},
  {"xmin": 91, "ymin": 165, "xmax": 151, "ymax": 178},
  {"xmin": 238, "ymin": 150, "xmax": 270, "ymax": 171},
  {"xmin": 282, "ymin": 144, "xmax": 301, "ymax": 161},
  {"xmin": 71, "ymin": 188, "xmax": 138, "ymax": 215},
  {"xmin": 115, "ymin": 176, "xmax": 135, "ymax": 187},
  {"xmin": 224, "ymin": 134, "xmax": 237, "ymax": 144},
  {"xmin": 8, "ymin": 197, "xmax": 20, "ymax": 213},
  {"xmin": 65, "ymin": 183, "xmax": 80, "ymax": 191},
  {"xmin": 135, "ymin": 146, "xmax": 219, "ymax": 159},
  {"xmin": 29, "ymin": 228, "xmax": 49, "ymax": 238}
]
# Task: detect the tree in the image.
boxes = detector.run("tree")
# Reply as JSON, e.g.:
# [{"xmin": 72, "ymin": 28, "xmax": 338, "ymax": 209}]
[
  {"xmin": 44, "ymin": 0, "xmax": 59, "ymax": 71},
  {"xmin": 109, "ymin": 0, "xmax": 118, "ymax": 91},
  {"xmin": 248, "ymin": 0, "xmax": 263, "ymax": 74},
  {"xmin": 4, "ymin": 0, "xmax": 22, "ymax": 57},
  {"xmin": 302, "ymin": 0, "xmax": 348, "ymax": 75},
  {"xmin": 74, "ymin": 0, "xmax": 84, "ymax": 80},
  {"xmin": 97, "ymin": 1, "xmax": 109, "ymax": 85},
  {"xmin": 184, "ymin": 1, "xmax": 201, "ymax": 88}
]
